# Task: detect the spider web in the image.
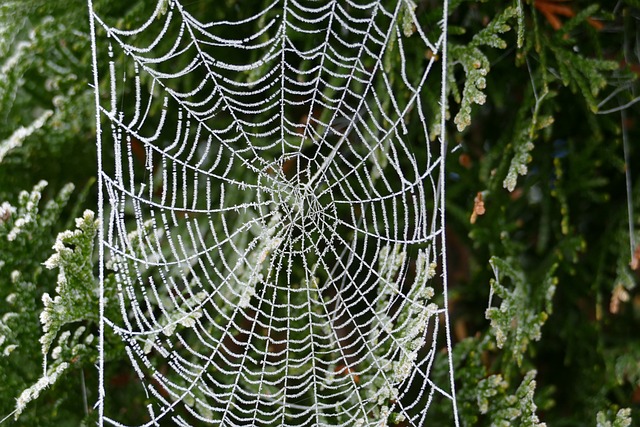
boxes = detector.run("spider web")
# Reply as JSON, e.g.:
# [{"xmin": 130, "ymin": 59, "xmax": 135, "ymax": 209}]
[{"xmin": 88, "ymin": 0, "xmax": 457, "ymax": 425}]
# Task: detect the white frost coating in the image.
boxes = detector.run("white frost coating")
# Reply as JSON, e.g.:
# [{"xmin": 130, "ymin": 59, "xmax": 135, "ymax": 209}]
[
  {"xmin": 0, "ymin": 110, "xmax": 53, "ymax": 163},
  {"xmin": 14, "ymin": 362, "xmax": 69, "ymax": 418},
  {"xmin": 89, "ymin": 0, "xmax": 458, "ymax": 426}
]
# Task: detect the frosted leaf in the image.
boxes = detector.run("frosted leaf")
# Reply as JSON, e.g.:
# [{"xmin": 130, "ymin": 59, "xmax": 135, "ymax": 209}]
[
  {"xmin": 14, "ymin": 362, "xmax": 69, "ymax": 419},
  {"xmin": 89, "ymin": 1, "xmax": 458, "ymax": 426},
  {"xmin": 0, "ymin": 110, "xmax": 53, "ymax": 162}
]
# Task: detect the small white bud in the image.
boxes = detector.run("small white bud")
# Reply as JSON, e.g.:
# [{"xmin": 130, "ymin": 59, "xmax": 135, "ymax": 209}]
[
  {"xmin": 10, "ymin": 270, "xmax": 20, "ymax": 283},
  {"xmin": 51, "ymin": 346, "xmax": 62, "ymax": 360}
]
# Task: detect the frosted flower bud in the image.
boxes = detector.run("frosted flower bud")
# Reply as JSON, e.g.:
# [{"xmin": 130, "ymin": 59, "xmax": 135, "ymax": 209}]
[
  {"xmin": 427, "ymin": 262, "xmax": 437, "ymax": 280},
  {"xmin": 43, "ymin": 253, "xmax": 60, "ymax": 269},
  {"xmin": 52, "ymin": 238, "xmax": 66, "ymax": 252},
  {"xmin": 73, "ymin": 326, "xmax": 86, "ymax": 340},
  {"xmin": 162, "ymin": 323, "xmax": 176, "ymax": 337},
  {"xmin": 424, "ymin": 286, "xmax": 435, "ymax": 299},
  {"xmin": 5, "ymin": 293, "xmax": 16, "ymax": 305},
  {"xmin": 0, "ymin": 202, "xmax": 14, "ymax": 221},
  {"xmin": 51, "ymin": 346, "xmax": 62, "ymax": 360},
  {"xmin": 378, "ymin": 406, "xmax": 390, "ymax": 426},
  {"xmin": 33, "ymin": 180, "xmax": 47, "ymax": 194},
  {"xmin": 52, "ymin": 95, "xmax": 64, "ymax": 108},
  {"xmin": 2, "ymin": 313, "xmax": 18, "ymax": 323},
  {"xmin": 179, "ymin": 314, "xmax": 198, "ymax": 328},
  {"xmin": 56, "ymin": 271, "xmax": 67, "ymax": 287},
  {"xmin": 59, "ymin": 331, "xmax": 71, "ymax": 345},
  {"xmin": 77, "ymin": 209, "xmax": 95, "ymax": 227},
  {"xmin": 41, "ymin": 292, "xmax": 53, "ymax": 307},
  {"xmin": 7, "ymin": 227, "xmax": 22, "ymax": 241},
  {"xmin": 40, "ymin": 311, "xmax": 51, "ymax": 330},
  {"xmin": 143, "ymin": 338, "xmax": 154, "ymax": 354},
  {"xmin": 239, "ymin": 290, "xmax": 253, "ymax": 308},
  {"xmin": 3, "ymin": 344, "xmax": 17, "ymax": 356},
  {"xmin": 45, "ymin": 78, "xmax": 57, "ymax": 91}
]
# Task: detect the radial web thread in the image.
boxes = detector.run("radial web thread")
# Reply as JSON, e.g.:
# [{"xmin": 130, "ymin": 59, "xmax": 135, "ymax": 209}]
[{"xmin": 89, "ymin": 0, "xmax": 458, "ymax": 425}]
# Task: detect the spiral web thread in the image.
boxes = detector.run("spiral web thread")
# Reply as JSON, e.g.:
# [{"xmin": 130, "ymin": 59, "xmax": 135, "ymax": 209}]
[{"xmin": 89, "ymin": 0, "xmax": 457, "ymax": 425}]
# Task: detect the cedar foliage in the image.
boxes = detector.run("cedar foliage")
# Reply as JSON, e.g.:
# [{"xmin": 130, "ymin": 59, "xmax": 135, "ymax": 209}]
[{"xmin": 0, "ymin": 0, "xmax": 638, "ymax": 425}]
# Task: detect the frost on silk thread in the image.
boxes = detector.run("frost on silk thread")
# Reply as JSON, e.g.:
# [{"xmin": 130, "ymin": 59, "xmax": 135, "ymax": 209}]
[{"xmin": 88, "ymin": 0, "xmax": 458, "ymax": 425}]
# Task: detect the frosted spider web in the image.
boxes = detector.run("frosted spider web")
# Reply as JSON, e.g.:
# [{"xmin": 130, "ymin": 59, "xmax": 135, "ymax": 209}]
[{"xmin": 88, "ymin": 0, "xmax": 457, "ymax": 425}]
